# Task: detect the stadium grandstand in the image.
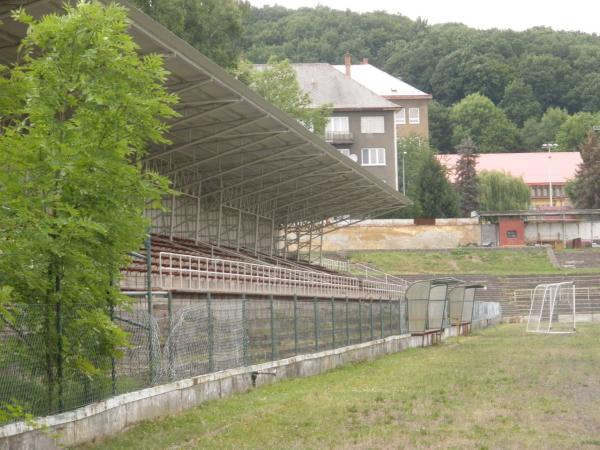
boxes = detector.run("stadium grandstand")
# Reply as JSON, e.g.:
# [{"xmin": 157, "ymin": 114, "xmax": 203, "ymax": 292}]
[{"xmin": 0, "ymin": 1, "xmax": 410, "ymax": 302}]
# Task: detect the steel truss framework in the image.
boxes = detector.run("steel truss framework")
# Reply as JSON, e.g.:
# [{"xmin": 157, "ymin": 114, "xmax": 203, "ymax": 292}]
[{"xmin": 1, "ymin": 0, "xmax": 410, "ymax": 261}]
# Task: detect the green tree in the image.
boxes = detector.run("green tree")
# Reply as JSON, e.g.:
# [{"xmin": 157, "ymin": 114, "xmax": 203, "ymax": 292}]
[
  {"xmin": 414, "ymin": 151, "xmax": 459, "ymax": 218},
  {"xmin": 132, "ymin": 0, "xmax": 249, "ymax": 69},
  {"xmin": 454, "ymin": 137, "xmax": 480, "ymax": 215},
  {"xmin": 236, "ymin": 58, "xmax": 331, "ymax": 134},
  {"xmin": 519, "ymin": 106, "xmax": 569, "ymax": 150},
  {"xmin": 566, "ymin": 131, "xmax": 600, "ymax": 208},
  {"xmin": 555, "ymin": 111, "xmax": 600, "ymax": 150},
  {"xmin": 478, "ymin": 171, "xmax": 530, "ymax": 211},
  {"xmin": 428, "ymin": 101, "xmax": 453, "ymax": 154},
  {"xmin": 500, "ymin": 79, "xmax": 542, "ymax": 127},
  {"xmin": 450, "ymin": 93, "xmax": 519, "ymax": 152},
  {"xmin": 0, "ymin": 2, "xmax": 175, "ymax": 411},
  {"xmin": 565, "ymin": 73, "xmax": 600, "ymax": 113}
]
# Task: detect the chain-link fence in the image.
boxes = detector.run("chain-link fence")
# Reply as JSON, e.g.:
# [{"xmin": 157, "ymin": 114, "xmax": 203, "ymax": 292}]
[{"xmin": 0, "ymin": 293, "xmax": 408, "ymax": 425}]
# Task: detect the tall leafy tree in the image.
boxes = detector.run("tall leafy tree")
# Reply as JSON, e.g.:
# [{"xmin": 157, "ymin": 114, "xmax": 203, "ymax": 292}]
[
  {"xmin": 428, "ymin": 101, "xmax": 453, "ymax": 154},
  {"xmin": 450, "ymin": 93, "xmax": 519, "ymax": 152},
  {"xmin": 236, "ymin": 58, "xmax": 331, "ymax": 134},
  {"xmin": 519, "ymin": 107, "xmax": 569, "ymax": 151},
  {"xmin": 414, "ymin": 152, "xmax": 459, "ymax": 218},
  {"xmin": 566, "ymin": 131, "xmax": 600, "ymax": 208},
  {"xmin": 454, "ymin": 137, "xmax": 480, "ymax": 215},
  {"xmin": 555, "ymin": 111, "xmax": 600, "ymax": 150},
  {"xmin": 500, "ymin": 79, "xmax": 542, "ymax": 127},
  {"xmin": 478, "ymin": 171, "xmax": 530, "ymax": 211},
  {"xmin": 132, "ymin": 0, "xmax": 249, "ymax": 69},
  {"xmin": 0, "ymin": 2, "xmax": 175, "ymax": 412}
]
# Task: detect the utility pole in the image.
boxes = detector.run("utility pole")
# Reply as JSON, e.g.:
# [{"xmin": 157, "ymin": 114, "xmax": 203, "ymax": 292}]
[{"xmin": 542, "ymin": 143, "xmax": 558, "ymax": 207}]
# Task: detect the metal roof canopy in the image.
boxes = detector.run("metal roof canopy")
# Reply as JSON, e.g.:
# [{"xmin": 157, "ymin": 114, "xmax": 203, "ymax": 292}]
[
  {"xmin": 0, "ymin": 0, "xmax": 409, "ymax": 228},
  {"xmin": 405, "ymin": 277, "xmax": 463, "ymax": 334}
]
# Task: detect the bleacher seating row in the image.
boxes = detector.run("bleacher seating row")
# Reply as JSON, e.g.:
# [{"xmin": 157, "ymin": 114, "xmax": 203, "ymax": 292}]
[{"xmin": 120, "ymin": 235, "xmax": 405, "ymax": 300}]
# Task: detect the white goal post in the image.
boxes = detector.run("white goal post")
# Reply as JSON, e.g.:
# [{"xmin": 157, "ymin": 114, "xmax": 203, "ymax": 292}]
[{"xmin": 527, "ymin": 281, "xmax": 576, "ymax": 334}]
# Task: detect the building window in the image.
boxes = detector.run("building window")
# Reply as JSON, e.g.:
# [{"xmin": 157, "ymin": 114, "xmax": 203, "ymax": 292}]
[
  {"xmin": 361, "ymin": 116, "xmax": 385, "ymax": 134},
  {"xmin": 506, "ymin": 230, "xmax": 518, "ymax": 238},
  {"xmin": 395, "ymin": 108, "xmax": 406, "ymax": 125},
  {"xmin": 361, "ymin": 148, "xmax": 386, "ymax": 166},
  {"xmin": 338, "ymin": 148, "xmax": 351, "ymax": 157},
  {"xmin": 408, "ymin": 108, "xmax": 420, "ymax": 124},
  {"xmin": 326, "ymin": 116, "xmax": 349, "ymax": 133}
]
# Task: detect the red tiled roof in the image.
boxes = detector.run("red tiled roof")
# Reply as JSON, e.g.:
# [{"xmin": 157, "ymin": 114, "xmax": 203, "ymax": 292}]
[{"xmin": 437, "ymin": 152, "xmax": 582, "ymax": 185}]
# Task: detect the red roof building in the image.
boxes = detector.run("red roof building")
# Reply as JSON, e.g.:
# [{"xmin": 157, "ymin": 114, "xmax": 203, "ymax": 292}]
[{"xmin": 437, "ymin": 152, "xmax": 582, "ymax": 208}]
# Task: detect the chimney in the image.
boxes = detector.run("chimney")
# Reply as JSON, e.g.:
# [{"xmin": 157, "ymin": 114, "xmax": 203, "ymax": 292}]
[
  {"xmin": 362, "ymin": 58, "xmax": 369, "ymax": 65},
  {"xmin": 344, "ymin": 51, "xmax": 351, "ymax": 77}
]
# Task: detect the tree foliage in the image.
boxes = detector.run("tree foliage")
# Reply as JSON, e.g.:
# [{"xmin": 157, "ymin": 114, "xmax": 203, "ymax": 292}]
[
  {"xmin": 412, "ymin": 149, "xmax": 459, "ymax": 219},
  {"xmin": 450, "ymin": 93, "xmax": 518, "ymax": 152},
  {"xmin": 478, "ymin": 171, "xmax": 530, "ymax": 212},
  {"xmin": 0, "ymin": 2, "xmax": 175, "ymax": 410},
  {"xmin": 454, "ymin": 137, "xmax": 480, "ymax": 215},
  {"xmin": 236, "ymin": 58, "xmax": 331, "ymax": 134},
  {"xmin": 567, "ymin": 131, "xmax": 600, "ymax": 208},
  {"xmin": 500, "ymin": 79, "xmax": 542, "ymax": 127},
  {"xmin": 132, "ymin": 0, "xmax": 249, "ymax": 69}
]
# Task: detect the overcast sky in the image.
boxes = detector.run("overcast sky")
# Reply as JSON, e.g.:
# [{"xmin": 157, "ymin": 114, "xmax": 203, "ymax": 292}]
[{"xmin": 247, "ymin": 0, "xmax": 599, "ymax": 34}]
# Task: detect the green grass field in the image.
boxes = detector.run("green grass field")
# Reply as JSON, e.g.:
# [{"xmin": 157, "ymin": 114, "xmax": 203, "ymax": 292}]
[
  {"xmin": 83, "ymin": 324, "xmax": 600, "ymax": 449},
  {"xmin": 348, "ymin": 248, "xmax": 599, "ymax": 275}
]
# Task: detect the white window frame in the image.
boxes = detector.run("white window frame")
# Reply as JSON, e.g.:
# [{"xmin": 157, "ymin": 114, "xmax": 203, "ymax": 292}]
[
  {"xmin": 326, "ymin": 116, "xmax": 349, "ymax": 133},
  {"xmin": 360, "ymin": 116, "xmax": 385, "ymax": 134},
  {"xmin": 408, "ymin": 107, "xmax": 420, "ymax": 124},
  {"xmin": 338, "ymin": 148, "xmax": 351, "ymax": 157},
  {"xmin": 395, "ymin": 108, "xmax": 406, "ymax": 125},
  {"xmin": 361, "ymin": 148, "xmax": 386, "ymax": 166}
]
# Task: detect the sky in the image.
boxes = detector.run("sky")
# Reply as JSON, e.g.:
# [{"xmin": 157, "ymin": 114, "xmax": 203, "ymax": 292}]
[{"xmin": 247, "ymin": 0, "xmax": 599, "ymax": 35}]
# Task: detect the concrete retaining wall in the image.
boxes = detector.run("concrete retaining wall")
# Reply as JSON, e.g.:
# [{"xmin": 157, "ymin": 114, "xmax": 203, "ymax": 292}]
[
  {"xmin": 322, "ymin": 218, "xmax": 481, "ymax": 250},
  {"xmin": 0, "ymin": 319, "xmax": 498, "ymax": 450}
]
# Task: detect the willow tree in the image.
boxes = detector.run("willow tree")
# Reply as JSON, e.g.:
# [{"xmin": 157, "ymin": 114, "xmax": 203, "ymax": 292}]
[
  {"xmin": 0, "ymin": 2, "xmax": 176, "ymax": 414},
  {"xmin": 478, "ymin": 171, "xmax": 530, "ymax": 212}
]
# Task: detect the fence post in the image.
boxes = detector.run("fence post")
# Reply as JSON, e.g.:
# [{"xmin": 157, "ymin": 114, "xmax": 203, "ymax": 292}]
[
  {"xmin": 109, "ymin": 274, "xmax": 116, "ymax": 396},
  {"xmin": 331, "ymin": 297, "xmax": 335, "ymax": 349},
  {"xmin": 359, "ymin": 298, "xmax": 363, "ymax": 342},
  {"xmin": 370, "ymin": 299, "xmax": 374, "ymax": 341},
  {"xmin": 168, "ymin": 291, "xmax": 174, "ymax": 381},
  {"xmin": 314, "ymin": 297, "xmax": 319, "ymax": 352},
  {"xmin": 398, "ymin": 297, "xmax": 403, "ymax": 335},
  {"xmin": 380, "ymin": 297, "xmax": 384, "ymax": 338},
  {"xmin": 293, "ymin": 294, "xmax": 298, "ymax": 355},
  {"xmin": 56, "ymin": 293, "xmax": 64, "ymax": 413},
  {"xmin": 145, "ymin": 235, "xmax": 154, "ymax": 384},
  {"xmin": 270, "ymin": 295, "xmax": 277, "ymax": 360},
  {"xmin": 208, "ymin": 292, "xmax": 214, "ymax": 373},
  {"xmin": 242, "ymin": 294, "xmax": 248, "ymax": 366},
  {"xmin": 389, "ymin": 298, "xmax": 392, "ymax": 337},
  {"xmin": 345, "ymin": 297, "xmax": 349, "ymax": 346}
]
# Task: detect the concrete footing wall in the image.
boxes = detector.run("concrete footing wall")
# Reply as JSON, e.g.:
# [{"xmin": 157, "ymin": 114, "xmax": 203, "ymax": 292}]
[{"xmin": 0, "ymin": 318, "xmax": 499, "ymax": 450}]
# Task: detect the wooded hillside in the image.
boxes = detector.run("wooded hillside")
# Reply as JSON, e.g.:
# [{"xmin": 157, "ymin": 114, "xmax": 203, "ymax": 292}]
[{"xmin": 241, "ymin": 5, "xmax": 600, "ymax": 153}]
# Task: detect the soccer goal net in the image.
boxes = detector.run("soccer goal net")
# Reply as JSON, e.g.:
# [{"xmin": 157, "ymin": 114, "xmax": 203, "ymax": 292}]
[{"xmin": 526, "ymin": 281, "xmax": 576, "ymax": 334}]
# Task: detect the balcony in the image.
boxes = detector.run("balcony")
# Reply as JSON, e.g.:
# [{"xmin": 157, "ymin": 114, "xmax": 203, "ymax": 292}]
[{"xmin": 325, "ymin": 130, "xmax": 354, "ymax": 144}]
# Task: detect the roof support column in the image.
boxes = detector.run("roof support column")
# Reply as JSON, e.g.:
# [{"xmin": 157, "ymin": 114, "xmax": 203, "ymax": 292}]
[
  {"xmin": 194, "ymin": 181, "xmax": 202, "ymax": 243},
  {"xmin": 236, "ymin": 208, "xmax": 243, "ymax": 251},
  {"xmin": 216, "ymin": 188, "xmax": 224, "ymax": 247},
  {"xmin": 270, "ymin": 217, "xmax": 275, "ymax": 256},
  {"xmin": 169, "ymin": 193, "xmax": 176, "ymax": 240},
  {"xmin": 254, "ymin": 212, "xmax": 260, "ymax": 255}
]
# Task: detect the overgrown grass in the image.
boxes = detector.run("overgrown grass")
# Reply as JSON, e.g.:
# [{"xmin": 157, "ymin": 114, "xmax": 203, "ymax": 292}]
[
  {"xmin": 349, "ymin": 248, "xmax": 600, "ymax": 275},
  {"xmin": 83, "ymin": 324, "xmax": 600, "ymax": 449}
]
